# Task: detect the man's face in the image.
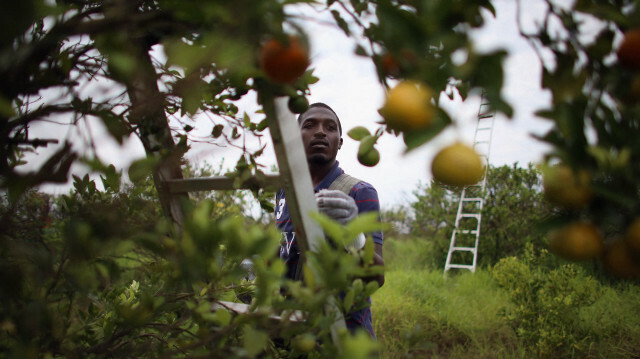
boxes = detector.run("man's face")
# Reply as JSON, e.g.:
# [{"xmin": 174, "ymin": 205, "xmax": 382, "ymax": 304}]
[{"xmin": 299, "ymin": 106, "xmax": 343, "ymax": 165}]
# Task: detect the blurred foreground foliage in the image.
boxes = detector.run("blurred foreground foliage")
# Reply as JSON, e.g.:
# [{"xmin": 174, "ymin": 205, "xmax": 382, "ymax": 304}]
[{"xmin": 0, "ymin": 166, "xmax": 383, "ymax": 358}]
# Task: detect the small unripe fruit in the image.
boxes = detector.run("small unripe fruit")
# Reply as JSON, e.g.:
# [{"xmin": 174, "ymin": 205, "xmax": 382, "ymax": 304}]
[
  {"xmin": 358, "ymin": 147, "xmax": 380, "ymax": 167},
  {"xmin": 288, "ymin": 95, "xmax": 309, "ymax": 114}
]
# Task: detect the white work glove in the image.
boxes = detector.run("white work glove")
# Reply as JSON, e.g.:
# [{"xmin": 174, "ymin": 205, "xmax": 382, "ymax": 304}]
[
  {"xmin": 316, "ymin": 189, "xmax": 366, "ymax": 251},
  {"xmin": 240, "ymin": 258, "xmax": 256, "ymax": 282},
  {"xmin": 316, "ymin": 189, "xmax": 358, "ymax": 225}
]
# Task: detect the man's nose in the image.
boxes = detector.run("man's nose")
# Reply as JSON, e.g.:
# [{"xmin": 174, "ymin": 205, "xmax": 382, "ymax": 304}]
[{"xmin": 313, "ymin": 126, "xmax": 327, "ymax": 136}]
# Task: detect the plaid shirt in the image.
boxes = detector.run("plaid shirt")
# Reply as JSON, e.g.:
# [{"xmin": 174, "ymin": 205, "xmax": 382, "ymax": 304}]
[{"xmin": 275, "ymin": 161, "xmax": 383, "ymax": 337}]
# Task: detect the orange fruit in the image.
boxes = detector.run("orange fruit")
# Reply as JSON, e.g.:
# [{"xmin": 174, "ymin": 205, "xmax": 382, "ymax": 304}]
[
  {"xmin": 380, "ymin": 50, "xmax": 419, "ymax": 78},
  {"xmin": 624, "ymin": 218, "xmax": 640, "ymax": 257},
  {"xmin": 602, "ymin": 239, "xmax": 640, "ymax": 279},
  {"xmin": 542, "ymin": 164, "xmax": 592, "ymax": 209},
  {"xmin": 617, "ymin": 28, "xmax": 640, "ymax": 70},
  {"xmin": 548, "ymin": 222, "xmax": 603, "ymax": 261},
  {"xmin": 381, "ymin": 53, "xmax": 401, "ymax": 78},
  {"xmin": 259, "ymin": 36, "xmax": 309, "ymax": 84},
  {"xmin": 431, "ymin": 142, "xmax": 484, "ymax": 187},
  {"xmin": 379, "ymin": 80, "xmax": 435, "ymax": 132}
]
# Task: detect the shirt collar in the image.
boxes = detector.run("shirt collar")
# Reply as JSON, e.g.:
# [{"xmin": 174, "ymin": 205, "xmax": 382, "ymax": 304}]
[{"xmin": 314, "ymin": 161, "xmax": 343, "ymax": 192}]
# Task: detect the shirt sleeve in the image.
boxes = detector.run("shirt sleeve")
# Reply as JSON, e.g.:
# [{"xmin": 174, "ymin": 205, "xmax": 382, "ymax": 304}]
[{"xmin": 350, "ymin": 182, "xmax": 383, "ymax": 245}]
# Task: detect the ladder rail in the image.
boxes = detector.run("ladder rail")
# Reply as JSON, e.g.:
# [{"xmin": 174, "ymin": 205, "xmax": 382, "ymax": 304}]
[{"xmin": 444, "ymin": 92, "xmax": 495, "ymax": 274}]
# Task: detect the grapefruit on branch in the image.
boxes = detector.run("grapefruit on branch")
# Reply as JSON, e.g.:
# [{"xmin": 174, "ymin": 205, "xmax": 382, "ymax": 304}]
[
  {"xmin": 379, "ymin": 80, "xmax": 435, "ymax": 132},
  {"xmin": 431, "ymin": 142, "xmax": 484, "ymax": 187}
]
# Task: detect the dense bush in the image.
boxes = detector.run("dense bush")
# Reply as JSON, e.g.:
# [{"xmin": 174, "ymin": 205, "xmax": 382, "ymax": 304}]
[{"xmin": 491, "ymin": 245, "xmax": 602, "ymax": 358}]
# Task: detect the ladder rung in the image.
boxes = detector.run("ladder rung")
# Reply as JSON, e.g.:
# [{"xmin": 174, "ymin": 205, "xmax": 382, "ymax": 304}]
[
  {"xmin": 476, "ymin": 127, "xmax": 492, "ymax": 131},
  {"xmin": 462, "ymin": 197, "xmax": 483, "ymax": 202},
  {"xmin": 452, "ymin": 246, "xmax": 476, "ymax": 252},
  {"xmin": 460, "ymin": 213, "xmax": 480, "ymax": 219},
  {"xmin": 456, "ymin": 229, "xmax": 478, "ymax": 234},
  {"xmin": 446, "ymin": 264, "xmax": 475, "ymax": 270},
  {"xmin": 167, "ymin": 174, "xmax": 281, "ymax": 193},
  {"xmin": 478, "ymin": 113, "xmax": 494, "ymax": 119},
  {"xmin": 475, "ymin": 140, "xmax": 489, "ymax": 144}
]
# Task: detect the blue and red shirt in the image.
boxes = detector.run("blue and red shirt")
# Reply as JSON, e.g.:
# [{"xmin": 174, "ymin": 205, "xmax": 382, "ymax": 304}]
[{"xmin": 275, "ymin": 161, "xmax": 383, "ymax": 337}]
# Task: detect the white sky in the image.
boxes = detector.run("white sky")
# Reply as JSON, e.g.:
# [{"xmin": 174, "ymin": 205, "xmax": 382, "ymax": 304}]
[{"xmin": 30, "ymin": 0, "xmax": 557, "ymax": 211}]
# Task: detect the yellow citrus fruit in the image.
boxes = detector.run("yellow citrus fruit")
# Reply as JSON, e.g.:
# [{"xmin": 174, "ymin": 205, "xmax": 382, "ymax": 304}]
[
  {"xmin": 259, "ymin": 36, "xmax": 309, "ymax": 84},
  {"xmin": 379, "ymin": 80, "xmax": 435, "ymax": 132},
  {"xmin": 542, "ymin": 164, "xmax": 592, "ymax": 209},
  {"xmin": 602, "ymin": 239, "xmax": 640, "ymax": 279},
  {"xmin": 548, "ymin": 222, "xmax": 604, "ymax": 261},
  {"xmin": 358, "ymin": 147, "xmax": 380, "ymax": 167},
  {"xmin": 431, "ymin": 142, "xmax": 484, "ymax": 187},
  {"xmin": 617, "ymin": 28, "xmax": 640, "ymax": 70}
]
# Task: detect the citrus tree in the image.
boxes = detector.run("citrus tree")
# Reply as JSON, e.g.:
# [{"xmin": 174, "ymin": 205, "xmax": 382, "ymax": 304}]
[{"xmin": 3, "ymin": 0, "xmax": 640, "ymax": 357}]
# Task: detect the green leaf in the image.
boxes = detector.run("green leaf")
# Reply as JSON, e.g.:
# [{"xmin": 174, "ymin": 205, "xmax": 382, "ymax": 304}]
[
  {"xmin": 331, "ymin": 10, "xmax": 351, "ymax": 36},
  {"xmin": 403, "ymin": 107, "xmax": 451, "ymax": 152},
  {"xmin": 100, "ymin": 164, "xmax": 121, "ymax": 192},
  {"xmin": 348, "ymin": 126, "xmax": 371, "ymax": 141},
  {"xmin": 243, "ymin": 326, "xmax": 269, "ymax": 356},
  {"xmin": 346, "ymin": 212, "xmax": 386, "ymax": 236},
  {"xmin": 343, "ymin": 288, "xmax": 355, "ymax": 312},
  {"xmin": 128, "ymin": 157, "xmax": 159, "ymax": 184},
  {"xmin": 211, "ymin": 124, "xmax": 224, "ymax": 138},
  {"xmin": 310, "ymin": 212, "xmax": 345, "ymax": 243}
]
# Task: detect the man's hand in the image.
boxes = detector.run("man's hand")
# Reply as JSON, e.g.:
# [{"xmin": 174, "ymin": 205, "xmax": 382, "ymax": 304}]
[{"xmin": 315, "ymin": 189, "xmax": 358, "ymax": 225}]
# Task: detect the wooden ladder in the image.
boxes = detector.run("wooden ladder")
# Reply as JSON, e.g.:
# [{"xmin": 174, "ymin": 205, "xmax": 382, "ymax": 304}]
[{"xmin": 161, "ymin": 95, "xmax": 347, "ymax": 347}]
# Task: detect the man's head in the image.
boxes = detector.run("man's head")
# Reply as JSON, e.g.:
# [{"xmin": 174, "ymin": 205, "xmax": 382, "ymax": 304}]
[{"xmin": 298, "ymin": 103, "xmax": 343, "ymax": 165}]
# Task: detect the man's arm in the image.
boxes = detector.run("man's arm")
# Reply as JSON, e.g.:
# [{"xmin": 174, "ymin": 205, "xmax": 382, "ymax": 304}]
[{"xmin": 373, "ymin": 242, "xmax": 385, "ymax": 287}]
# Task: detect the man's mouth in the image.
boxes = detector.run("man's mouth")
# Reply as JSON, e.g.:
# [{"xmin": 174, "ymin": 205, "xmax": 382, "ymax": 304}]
[{"xmin": 310, "ymin": 140, "xmax": 329, "ymax": 149}]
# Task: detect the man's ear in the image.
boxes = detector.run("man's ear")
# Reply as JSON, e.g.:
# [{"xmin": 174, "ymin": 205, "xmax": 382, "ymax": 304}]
[{"xmin": 339, "ymin": 138, "xmax": 343, "ymax": 149}]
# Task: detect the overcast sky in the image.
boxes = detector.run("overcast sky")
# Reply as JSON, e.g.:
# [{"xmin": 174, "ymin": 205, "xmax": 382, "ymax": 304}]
[{"xmin": 31, "ymin": 0, "xmax": 557, "ymax": 211}]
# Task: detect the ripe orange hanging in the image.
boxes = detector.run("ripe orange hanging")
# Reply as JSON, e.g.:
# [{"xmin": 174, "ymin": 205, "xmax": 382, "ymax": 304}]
[
  {"xmin": 617, "ymin": 28, "xmax": 640, "ymax": 70},
  {"xmin": 259, "ymin": 36, "xmax": 309, "ymax": 84}
]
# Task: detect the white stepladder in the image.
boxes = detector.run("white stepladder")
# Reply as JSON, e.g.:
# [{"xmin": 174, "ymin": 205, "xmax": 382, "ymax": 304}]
[
  {"xmin": 164, "ymin": 95, "xmax": 346, "ymax": 350},
  {"xmin": 444, "ymin": 93, "xmax": 496, "ymax": 274}
]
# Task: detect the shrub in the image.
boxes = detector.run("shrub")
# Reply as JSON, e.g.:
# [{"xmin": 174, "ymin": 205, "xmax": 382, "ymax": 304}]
[{"xmin": 491, "ymin": 245, "xmax": 601, "ymax": 358}]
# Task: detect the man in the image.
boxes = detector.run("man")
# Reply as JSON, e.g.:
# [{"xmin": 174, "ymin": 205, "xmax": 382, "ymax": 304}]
[{"xmin": 275, "ymin": 102, "xmax": 384, "ymax": 338}]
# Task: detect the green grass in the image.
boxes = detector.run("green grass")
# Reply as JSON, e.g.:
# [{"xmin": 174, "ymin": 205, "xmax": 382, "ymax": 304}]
[
  {"xmin": 373, "ymin": 237, "xmax": 640, "ymax": 358},
  {"xmin": 372, "ymin": 269, "xmax": 521, "ymax": 359}
]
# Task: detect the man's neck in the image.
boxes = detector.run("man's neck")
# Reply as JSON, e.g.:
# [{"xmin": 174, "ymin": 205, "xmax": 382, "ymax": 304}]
[{"xmin": 308, "ymin": 160, "xmax": 336, "ymax": 187}]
